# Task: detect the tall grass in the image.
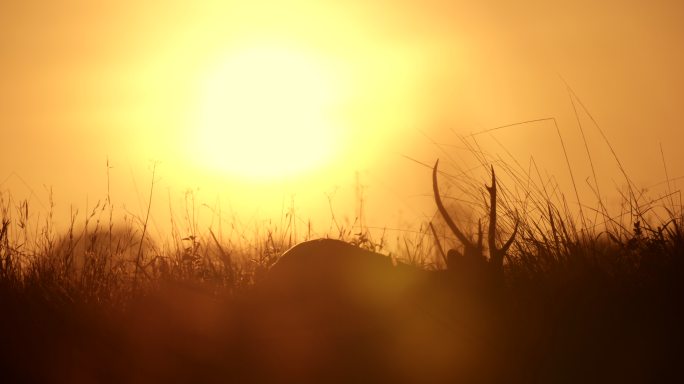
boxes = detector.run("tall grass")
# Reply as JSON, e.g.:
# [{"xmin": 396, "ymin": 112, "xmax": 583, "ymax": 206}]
[{"xmin": 1, "ymin": 124, "xmax": 683, "ymax": 382}]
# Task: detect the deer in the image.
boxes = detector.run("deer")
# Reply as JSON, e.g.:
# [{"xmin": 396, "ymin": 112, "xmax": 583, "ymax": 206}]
[
  {"xmin": 431, "ymin": 160, "xmax": 519, "ymax": 290},
  {"xmin": 251, "ymin": 160, "xmax": 519, "ymax": 383},
  {"xmin": 266, "ymin": 159, "xmax": 518, "ymax": 292}
]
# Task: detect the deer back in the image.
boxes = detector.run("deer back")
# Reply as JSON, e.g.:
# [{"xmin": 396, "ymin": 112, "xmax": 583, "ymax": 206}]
[{"xmin": 264, "ymin": 239, "xmax": 431, "ymax": 307}]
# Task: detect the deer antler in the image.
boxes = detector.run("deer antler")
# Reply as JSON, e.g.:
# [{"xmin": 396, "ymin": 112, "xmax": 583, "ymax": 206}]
[
  {"xmin": 432, "ymin": 160, "xmax": 518, "ymax": 276},
  {"xmin": 485, "ymin": 166, "xmax": 519, "ymax": 275},
  {"xmin": 432, "ymin": 160, "xmax": 483, "ymax": 261}
]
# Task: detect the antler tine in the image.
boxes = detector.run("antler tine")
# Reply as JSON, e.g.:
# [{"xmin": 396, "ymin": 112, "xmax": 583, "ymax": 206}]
[
  {"xmin": 486, "ymin": 165, "xmax": 497, "ymax": 259},
  {"xmin": 432, "ymin": 160, "xmax": 472, "ymax": 248},
  {"xmin": 500, "ymin": 218, "xmax": 519, "ymax": 254},
  {"xmin": 486, "ymin": 166, "xmax": 519, "ymax": 271}
]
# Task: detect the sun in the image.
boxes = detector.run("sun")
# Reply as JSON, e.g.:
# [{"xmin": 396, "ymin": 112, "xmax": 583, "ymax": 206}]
[{"xmin": 193, "ymin": 45, "xmax": 344, "ymax": 180}]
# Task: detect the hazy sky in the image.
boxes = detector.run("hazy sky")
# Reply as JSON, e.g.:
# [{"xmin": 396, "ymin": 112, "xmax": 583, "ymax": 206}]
[{"xmin": 1, "ymin": 0, "xmax": 683, "ymax": 238}]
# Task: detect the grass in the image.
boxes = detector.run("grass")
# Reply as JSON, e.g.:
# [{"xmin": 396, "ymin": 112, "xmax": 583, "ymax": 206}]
[{"xmin": 1, "ymin": 127, "xmax": 683, "ymax": 382}]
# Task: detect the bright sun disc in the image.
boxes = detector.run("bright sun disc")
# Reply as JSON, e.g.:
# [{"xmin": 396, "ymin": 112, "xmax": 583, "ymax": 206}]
[{"xmin": 194, "ymin": 45, "xmax": 342, "ymax": 180}]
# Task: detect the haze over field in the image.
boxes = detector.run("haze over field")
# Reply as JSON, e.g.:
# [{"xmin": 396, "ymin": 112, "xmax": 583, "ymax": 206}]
[
  {"xmin": 2, "ymin": 0, "xmax": 683, "ymax": 236},
  {"xmin": 2, "ymin": 3, "xmax": 684, "ymax": 382}
]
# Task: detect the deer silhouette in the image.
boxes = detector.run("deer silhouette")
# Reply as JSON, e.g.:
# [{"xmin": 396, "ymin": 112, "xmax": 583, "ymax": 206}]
[
  {"xmin": 266, "ymin": 159, "xmax": 518, "ymax": 292},
  {"xmin": 432, "ymin": 160, "xmax": 519, "ymax": 289},
  {"xmin": 253, "ymin": 160, "xmax": 519, "ymax": 383}
]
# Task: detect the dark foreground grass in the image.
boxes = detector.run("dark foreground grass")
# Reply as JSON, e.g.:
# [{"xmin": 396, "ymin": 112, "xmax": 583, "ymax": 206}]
[{"xmin": 1, "ymin": 166, "xmax": 683, "ymax": 383}]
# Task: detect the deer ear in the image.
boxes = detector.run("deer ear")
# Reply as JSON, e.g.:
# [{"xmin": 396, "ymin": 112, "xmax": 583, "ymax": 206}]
[{"xmin": 446, "ymin": 249, "xmax": 462, "ymax": 269}]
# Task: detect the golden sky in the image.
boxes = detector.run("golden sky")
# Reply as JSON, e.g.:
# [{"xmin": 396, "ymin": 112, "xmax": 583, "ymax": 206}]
[{"xmin": 1, "ymin": 0, "xmax": 683, "ymax": 237}]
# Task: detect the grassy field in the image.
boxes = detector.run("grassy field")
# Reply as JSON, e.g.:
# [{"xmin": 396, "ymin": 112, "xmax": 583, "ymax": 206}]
[{"xmin": 1, "ymin": 154, "xmax": 683, "ymax": 383}]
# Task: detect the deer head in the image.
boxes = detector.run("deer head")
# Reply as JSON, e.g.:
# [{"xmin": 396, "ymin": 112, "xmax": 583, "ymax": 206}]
[{"xmin": 431, "ymin": 160, "xmax": 518, "ymax": 281}]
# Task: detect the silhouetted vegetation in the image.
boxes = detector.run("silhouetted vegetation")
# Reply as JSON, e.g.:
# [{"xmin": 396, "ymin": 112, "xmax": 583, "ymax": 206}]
[{"xmin": 1, "ymin": 155, "xmax": 682, "ymax": 383}]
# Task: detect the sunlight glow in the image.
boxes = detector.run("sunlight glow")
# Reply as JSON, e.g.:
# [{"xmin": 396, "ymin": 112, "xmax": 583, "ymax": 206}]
[{"xmin": 194, "ymin": 45, "xmax": 343, "ymax": 180}]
